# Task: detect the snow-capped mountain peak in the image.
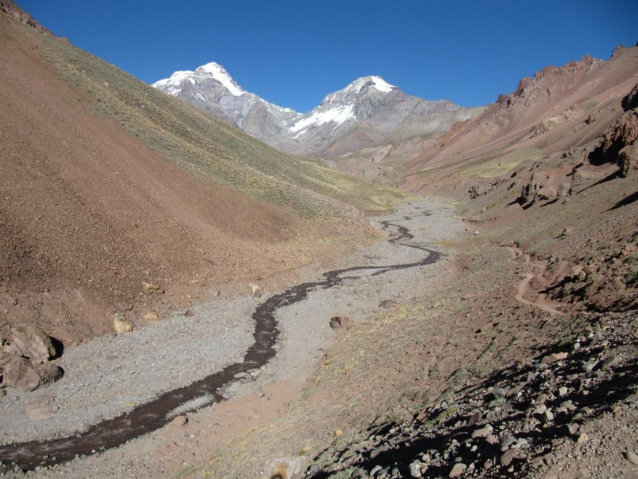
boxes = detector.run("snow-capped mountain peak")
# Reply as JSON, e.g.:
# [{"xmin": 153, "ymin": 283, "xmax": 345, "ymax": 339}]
[
  {"xmin": 345, "ymin": 75, "xmax": 395, "ymax": 94},
  {"xmin": 153, "ymin": 64, "xmax": 461, "ymax": 158},
  {"xmin": 195, "ymin": 62, "xmax": 244, "ymax": 96},
  {"xmin": 152, "ymin": 62, "xmax": 244, "ymax": 97}
]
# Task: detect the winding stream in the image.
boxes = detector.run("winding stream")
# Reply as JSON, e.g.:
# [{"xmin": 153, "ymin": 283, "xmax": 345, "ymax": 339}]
[{"xmin": 0, "ymin": 213, "xmax": 441, "ymax": 472}]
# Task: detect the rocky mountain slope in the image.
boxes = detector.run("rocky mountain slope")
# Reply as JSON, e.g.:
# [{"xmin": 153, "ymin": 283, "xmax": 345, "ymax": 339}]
[
  {"xmin": 153, "ymin": 65, "xmax": 477, "ymax": 162},
  {"xmin": 152, "ymin": 63, "xmax": 301, "ymax": 141},
  {"xmin": 402, "ymin": 45, "xmax": 638, "ymax": 184},
  {"xmin": 0, "ymin": 10, "xmax": 402, "ymax": 347}
]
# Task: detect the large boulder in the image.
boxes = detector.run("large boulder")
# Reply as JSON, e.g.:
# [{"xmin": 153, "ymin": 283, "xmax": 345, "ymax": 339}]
[
  {"xmin": 618, "ymin": 143, "xmax": 637, "ymax": 177},
  {"xmin": 10, "ymin": 326, "xmax": 56, "ymax": 364},
  {"xmin": 3, "ymin": 357, "xmax": 62, "ymax": 392}
]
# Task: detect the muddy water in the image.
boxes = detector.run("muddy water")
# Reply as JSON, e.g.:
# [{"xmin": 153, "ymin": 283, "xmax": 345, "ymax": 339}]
[{"xmin": 0, "ymin": 214, "xmax": 440, "ymax": 472}]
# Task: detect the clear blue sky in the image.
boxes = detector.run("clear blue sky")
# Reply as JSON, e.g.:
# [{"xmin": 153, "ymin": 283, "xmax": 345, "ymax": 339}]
[{"xmin": 20, "ymin": 0, "xmax": 637, "ymax": 112}]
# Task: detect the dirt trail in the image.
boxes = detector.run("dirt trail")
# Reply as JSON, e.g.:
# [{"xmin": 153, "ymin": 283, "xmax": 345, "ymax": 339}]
[
  {"xmin": 0, "ymin": 199, "xmax": 462, "ymax": 475},
  {"xmin": 509, "ymin": 246, "xmax": 563, "ymax": 316}
]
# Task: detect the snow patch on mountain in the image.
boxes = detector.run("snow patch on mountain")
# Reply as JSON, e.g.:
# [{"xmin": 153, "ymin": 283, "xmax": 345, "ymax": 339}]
[
  {"xmin": 152, "ymin": 70, "xmax": 193, "ymax": 95},
  {"xmin": 290, "ymin": 104, "xmax": 355, "ymax": 137}
]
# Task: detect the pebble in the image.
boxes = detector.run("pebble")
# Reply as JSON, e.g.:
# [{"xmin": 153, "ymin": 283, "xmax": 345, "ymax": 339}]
[
  {"xmin": 492, "ymin": 387, "xmax": 508, "ymax": 398},
  {"xmin": 577, "ymin": 432, "xmax": 589, "ymax": 444},
  {"xmin": 602, "ymin": 355, "xmax": 619, "ymax": 370},
  {"xmin": 409, "ymin": 461, "xmax": 424, "ymax": 478},
  {"xmin": 626, "ymin": 451, "xmax": 638, "ymax": 465},
  {"xmin": 566, "ymin": 423, "xmax": 579, "ymax": 436},
  {"xmin": 351, "ymin": 468, "xmax": 366, "ymax": 479},
  {"xmin": 370, "ymin": 445, "xmax": 389, "ymax": 459},
  {"xmin": 471, "ymin": 427, "xmax": 492, "ymax": 439},
  {"xmin": 500, "ymin": 432, "xmax": 516, "ymax": 450},
  {"xmin": 500, "ymin": 449, "xmax": 517, "ymax": 466},
  {"xmin": 542, "ymin": 352, "xmax": 568, "ymax": 364},
  {"xmin": 558, "ymin": 386, "xmax": 568, "ymax": 397},
  {"xmin": 170, "ymin": 415, "xmax": 188, "ymax": 427},
  {"xmin": 468, "ymin": 411, "xmax": 483, "ymax": 426},
  {"xmin": 449, "ymin": 462, "xmax": 467, "ymax": 478}
]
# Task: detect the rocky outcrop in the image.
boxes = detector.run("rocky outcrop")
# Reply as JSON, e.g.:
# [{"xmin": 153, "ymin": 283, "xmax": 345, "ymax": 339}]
[
  {"xmin": 588, "ymin": 110, "xmax": 638, "ymax": 167},
  {"xmin": 622, "ymin": 83, "xmax": 638, "ymax": 111},
  {"xmin": 0, "ymin": 0, "xmax": 59, "ymax": 38}
]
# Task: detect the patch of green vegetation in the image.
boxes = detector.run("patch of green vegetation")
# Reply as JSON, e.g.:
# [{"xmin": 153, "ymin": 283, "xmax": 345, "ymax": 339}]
[
  {"xmin": 626, "ymin": 267, "xmax": 638, "ymax": 286},
  {"xmin": 34, "ymin": 32, "xmax": 404, "ymax": 220}
]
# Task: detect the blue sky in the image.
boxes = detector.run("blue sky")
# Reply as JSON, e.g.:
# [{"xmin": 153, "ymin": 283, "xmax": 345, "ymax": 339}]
[{"xmin": 21, "ymin": 0, "xmax": 637, "ymax": 112}]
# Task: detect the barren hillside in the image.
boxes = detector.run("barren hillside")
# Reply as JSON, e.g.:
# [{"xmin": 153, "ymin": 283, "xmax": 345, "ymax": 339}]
[{"xmin": 0, "ymin": 12, "xmax": 402, "ymax": 346}]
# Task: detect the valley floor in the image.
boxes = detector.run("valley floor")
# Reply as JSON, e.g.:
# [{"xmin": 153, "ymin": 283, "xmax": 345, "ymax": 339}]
[{"xmin": 0, "ymin": 198, "xmax": 464, "ymax": 478}]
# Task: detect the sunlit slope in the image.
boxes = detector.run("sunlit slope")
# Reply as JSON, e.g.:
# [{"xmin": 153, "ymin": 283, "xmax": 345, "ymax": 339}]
[{"xmin": 38, "ymin": 33, "xmax": 403, "ymax": 216}]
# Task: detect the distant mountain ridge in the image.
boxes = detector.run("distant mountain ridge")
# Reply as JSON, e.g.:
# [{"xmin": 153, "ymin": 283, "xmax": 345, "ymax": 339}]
[{"xmin": 153, "ymin": 64, "xmax": 474, "ymax": 159}]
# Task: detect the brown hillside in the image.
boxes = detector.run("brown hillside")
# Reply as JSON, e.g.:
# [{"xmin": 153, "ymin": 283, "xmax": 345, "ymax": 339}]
[{"xmin": 0, "ymin": 16, "xmax": 383, "ymax": 346}]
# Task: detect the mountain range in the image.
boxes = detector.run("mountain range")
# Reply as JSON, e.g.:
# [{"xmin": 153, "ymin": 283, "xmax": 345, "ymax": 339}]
[{"xmin": 153, "ymin": 64, "xmax": 481, "ymax": 167}]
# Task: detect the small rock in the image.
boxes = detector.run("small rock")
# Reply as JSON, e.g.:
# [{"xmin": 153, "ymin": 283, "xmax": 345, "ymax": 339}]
[
  {"xmin": 249, "ymin": 284, "xmax": 262, "ymax": 298},
  {"xmin": 486, "ymin": 434, "xmax": 499, "ymax": 445},
  {"xmin": 472, "ymin": 427, "xmax": 491, "ymax": 439},
  {"xmin": 329, "ymin": 316, "xmax": 352, "ymax": 331},
  {"xmin": 542, "ymin": 352, "xmax": 568, "ymax": 364},
  {"xmin": 306, "ymin": 464, "xmax": 320, "ymax": 476},
  {"xmin": 113, "ymin": 316, "xmax": 133, "ymax": 333},
  {"xmin": 409, "ymin": 461, "xmax": 424, "ymax": 478},
  {"xmin": 500, "ymin": 432, "xmax": 516, "ymax": 450},
  {"xmin": 542, "ymin": 409, "xmax": 554, "ymax": 423},
  {"xmin": 558, "ymin": 387, "xmax": 568, "ymax": 397},
  {"xmin": 370, "ymin": 445, "xmax": 389, "ymax": 459},
  {"xmin": 577, "ymin": 432, "xmax": 589, "ymax": 444},
  {"xmin": 536, "ymin": 393, "xmax": 549, "ymax": 404},
  {"xmin": 142, "ymin": 281, "xmax": 160, "ymax": 293},
  {"xmin": 143, "ymin": 311, "xmax": 159, "ymax": 322},
  {"xmin": 626, "ymin": 451, "xmax": 638, "ymax": 465},
  {"xmin": 602, "ymin": 355, "xmax": 619, "ymax": 370},
  {"xmin": 351, "ymin": 468, "xmax": 366, "ymax": 479},
  {"xmin": 566, "ymin": 423, "xmax": 579, "ymax": 436},
  {"xmin": 334, "ymin": 429, "xmax": 343, "ymax": 438},
  {"xmin": 268, "ymin": 457, "xmax": 302, "ymax": 479},
  {"xmin": 184, "ymin": 309, "xmax": 195, "ymax": 317},
  {"xmin": 449, "ymin": 463, "xmax": 467, "ymax": 478},
  {"xmin": 171, "ymin": 415, "xmax": 188, "ymax": 427},
  {"xmin": 500, "ymin": 449, "xmax": 516, "ymax": 467},
  {"xmin": 468, "ymin": 411, "xmax": 483, "ymax": 426},
  {"xmin": 473, "ymin": 231, "xmax": 480, "ymax": 236},
  {"xmin": 534, "ymin": 404, "xmax": 547, "ymax": 415},
  {"xmin": 582, "ymin": 360, "xmax": 598, "ymax": 372},
  {"xmin": 492, "ymin": 387, "xmax": 508, "ymax": 399}
]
